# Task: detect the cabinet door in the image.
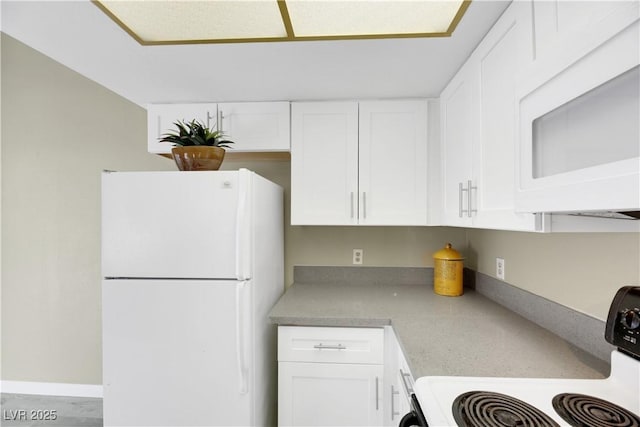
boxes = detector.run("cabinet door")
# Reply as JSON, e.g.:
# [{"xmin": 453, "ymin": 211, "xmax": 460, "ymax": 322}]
[
  {"xmin": 278, "ymin": 361, "xmax": 384, "ymax": 427},
  {"xmin": 359, "ymin": 100, "xmax": 428, "ymax": 225},
  {"xmin": 531, "ymin": 1, "xmax": 638, "ymax": 72},
  {"xmin": 396, "ymin": 346, "xmax": 413, "ymax": 419},
  {"xmin": 147, "ymin": 103, "xmax": 217, "ymax": 154},
  {"xmin": 383, "ymin": 327, "xmax": 409, "ymax": 426},
  {"xmin": 291, "ymin": 102, "xmax": 359, "ymax": 225},
  {"xmin": 440, "ymin": 67, "xmax": 474, "ymax": 227},
  {"xmin": 473, "ymin": 2, "xmax": 539, "ymax": 231},
  {"xmin": 217, "ymin": 102, "xmax": 290, "ymax": 152}
]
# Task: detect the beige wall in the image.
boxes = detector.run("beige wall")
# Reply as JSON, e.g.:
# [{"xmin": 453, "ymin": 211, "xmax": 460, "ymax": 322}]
[
  {"xmin": 0, "ymin": 35, "xmax": 467, "ymax": 385},
  {"xmin": 465, "ymin": 229, "xmax": 640, "ymax": 321},
  {"xmin": 2, "ymin": 34, "xmax": 639, "ymax": 387},
  {"xmin": 1, "ymin": 34, "xmax": 174, "ymax": 384}
]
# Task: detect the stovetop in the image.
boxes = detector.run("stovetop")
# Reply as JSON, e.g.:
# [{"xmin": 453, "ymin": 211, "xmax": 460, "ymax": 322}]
[
  {"xmin": 414, "ymin": 286, "xmax": 640, "ymax": 427},
  {"xmin": 415, "ymin": 351, "xmax": 639, "ymax": 426}
]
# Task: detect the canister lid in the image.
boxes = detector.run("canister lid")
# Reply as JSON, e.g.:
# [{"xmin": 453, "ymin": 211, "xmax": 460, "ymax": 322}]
[{"xmin": 433, "ymin": 243, "xmax": 464, "ymax": 260}]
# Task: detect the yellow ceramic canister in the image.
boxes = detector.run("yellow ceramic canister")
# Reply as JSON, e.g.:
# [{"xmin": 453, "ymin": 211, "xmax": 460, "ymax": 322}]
[{"xmin": 433, "ymin": 243, "xmax": 464, "ymax": 296}]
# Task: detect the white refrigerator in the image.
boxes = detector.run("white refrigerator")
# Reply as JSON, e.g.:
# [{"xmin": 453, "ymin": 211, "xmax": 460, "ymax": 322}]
[{"xmin": 101, "ymin": 169, "xmax": 284, "ymax": 427}]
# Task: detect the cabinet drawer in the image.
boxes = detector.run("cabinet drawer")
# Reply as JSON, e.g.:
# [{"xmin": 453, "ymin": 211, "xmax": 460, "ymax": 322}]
[{"xmin": 278, "ymin": 326, "xmax": 384, "ymax": 364}]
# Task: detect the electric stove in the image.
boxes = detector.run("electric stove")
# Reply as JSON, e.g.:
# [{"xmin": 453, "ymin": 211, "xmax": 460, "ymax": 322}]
[{"xmin": 410, "ymin": 286, "xmax": 640, "ymax": 427}]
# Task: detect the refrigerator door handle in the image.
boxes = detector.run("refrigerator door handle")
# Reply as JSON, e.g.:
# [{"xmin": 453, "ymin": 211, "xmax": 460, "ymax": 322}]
[
  {"xmin": 236, "ymin": 281, "xmax": 248, "ymax": 395},
  {"xmin": 235, "ymin": 169, "xmax": 252, "ymax": 281}
]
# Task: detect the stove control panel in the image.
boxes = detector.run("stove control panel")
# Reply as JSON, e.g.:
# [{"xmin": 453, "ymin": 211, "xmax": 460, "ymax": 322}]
[{"xmin": 606, "ymin": 286, "xmax": 640, "ymax": 358}]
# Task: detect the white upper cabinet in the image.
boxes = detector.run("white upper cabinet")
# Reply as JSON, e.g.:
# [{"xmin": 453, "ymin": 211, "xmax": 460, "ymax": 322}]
[
  {"xmin": 473, "ymin": 2, "xmax": 540, "ymax": 230},
  {"xmin": 516, "ymin": 1, "xmax": 639, "ymax": 214},
  {"xmin": 441, "ymin": 2, "xmax": 540, "ymax": 231},
  {"xmin": 147, "ymin": 102, "xmax": 290, "ymax": 154},
  {"xmin": 440, "ymin": 65, "xmax": 474, "ymax": 227},
  {"xmin": 359, "ymin": 101, "xmax": 428, "ymax": 225},
  {"xmin": 527, "ymin": 1, "xmax": 639, "ymax": 88},
  {"xmin": 291, "ymin": 100, "xmax": 429, "ymax": 226},
  {"xmin": 291, "ymin": 102, "xmax": 359, "ymax": 225},
  {"xmin": 216, "ymin": 102, "xmax": 290, "ymax": 152},
  {"xmin": 147, "ymin": 103, "xmax": 216, "ymax": 154}
]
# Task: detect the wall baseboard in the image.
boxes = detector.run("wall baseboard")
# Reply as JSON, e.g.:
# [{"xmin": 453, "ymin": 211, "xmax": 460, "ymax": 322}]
[{"xmin": 0, "ymin": 381, "xmax": 103, "ymax": 398}]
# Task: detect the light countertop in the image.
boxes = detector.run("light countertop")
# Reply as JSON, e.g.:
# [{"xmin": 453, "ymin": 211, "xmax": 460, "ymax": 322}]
[{"xmin": 269, "ymin": 282, "xmax": 609, "ymax": 379}]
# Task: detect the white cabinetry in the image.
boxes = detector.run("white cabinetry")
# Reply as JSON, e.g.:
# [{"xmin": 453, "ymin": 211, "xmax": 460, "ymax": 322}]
[
  {"xmin": 278, "ymin": 326, "xmax": 384, "ymax": 427},
  {"xmin": 290, "ymin": 102, "xmax": 359, "ymax": 225},
  {"xmin": 147, "ymin": 103, "xmax": 216, "ymax": 154},
  {"xmin": 147, "ymin": 102, "xmax": 290, "ymax": 154},
  {"xmin": 383, "ymin": 327, "xmax": 412, "ymax": 427},
  {"xmin": 291, "ymin": 100, "xmax": 428, "ymax": 226},
  {"xmin": 529, "ymin": 0, "xmax": 638, "ymax": 83},
  {"xmin": 441, "ymin": 2, "xmax": 539, "ymax": 231},
  {"xmin": 441, "ymin": 65, "xmax": 474, "ymax": 228}
]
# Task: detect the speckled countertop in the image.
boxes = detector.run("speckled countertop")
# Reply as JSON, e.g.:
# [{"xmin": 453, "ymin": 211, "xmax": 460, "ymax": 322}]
[{"xmin": 269, "ymin": 282, "xmax": 609, "ymax": 380}]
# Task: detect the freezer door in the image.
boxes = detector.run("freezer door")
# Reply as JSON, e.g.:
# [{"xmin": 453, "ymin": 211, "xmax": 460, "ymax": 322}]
[
  {"xmin": 102, "ymin": 171, "xmax": 252, "ymax": 279},
  {"xmin": 102, "ymin": 279, "xmax": 252, "ymax": 426}
]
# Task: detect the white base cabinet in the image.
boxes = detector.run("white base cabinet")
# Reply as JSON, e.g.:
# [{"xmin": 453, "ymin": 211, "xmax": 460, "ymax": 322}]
[
  {"xmin": 277, "ymin": 326, "xmax": 384, "ymax": 427},
  {"xmin": 382, "ymin": 327, "xmax": 412, "ymax": 427},
  {"xmin": 278, "ymin": 362, "xmax": 384, "ymax": 427}
]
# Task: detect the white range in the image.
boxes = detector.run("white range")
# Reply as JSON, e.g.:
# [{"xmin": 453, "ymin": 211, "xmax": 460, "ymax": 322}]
[{"xmin": 403, "ymin": 286, "xmax": 640, "ymax": 427}]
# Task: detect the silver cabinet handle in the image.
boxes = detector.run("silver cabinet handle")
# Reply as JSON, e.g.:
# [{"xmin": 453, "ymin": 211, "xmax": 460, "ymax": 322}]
[
  {"xmin": 391, "ymin": 385, "xmax": 400, "ymax": 419},
  {"xmin": 468, "ymin": 179, "xmax": 477, "ymax": 218},
  {"xmin": 206, "ymin": 111, "xmax": 215, "ymax": 129},
  {"xmin": 458, "ymin": 182, "xmax": 463, "ymax": 217},
  {"xmin": 350, "ymin": 192, "xmax": 354, "ymax": 219},
  {"xmin": 313, "ymin": 343, "xmax": 346, "ymax": 350},
  {"xmin": 375, "ymin": 377, "xmax": 379, "ymax": 411},
  {"xmin": 459, "ymin": 182, "xmax": 469, "ymax": 217},
  {"xmin": 362, "ymin": 192, "xmax": 367, "ymax": 219},
  {"xmin": 399, "ymin": 369, "xmax": 414, "ymax": 395},
  {"xmin": 218, "ymin": 110, "xmax": 224, "ymax": 133}
]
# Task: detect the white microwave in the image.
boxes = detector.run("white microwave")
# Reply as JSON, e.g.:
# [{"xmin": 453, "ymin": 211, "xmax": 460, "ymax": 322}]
[{"xmin": 516, "ymin": 15, "xmax": 639, "ymax": 214}]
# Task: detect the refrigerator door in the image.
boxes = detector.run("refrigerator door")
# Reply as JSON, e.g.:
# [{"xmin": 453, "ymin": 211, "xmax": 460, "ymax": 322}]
[
  {"xmin": 102, "ymin": 170, "xmax": 252, "ymax": 280},
  {"xmin": 102, "ymin": 279, "xmax": 252, "ymax": 426}
]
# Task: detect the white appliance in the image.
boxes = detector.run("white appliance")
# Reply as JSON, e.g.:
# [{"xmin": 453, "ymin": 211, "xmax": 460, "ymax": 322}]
[
  {"xmin": 516, "ymin": 8, "xmax": 640, "ymax": 215},
  {"xmin": 402, "ymin": 286, "xmax": 640, "ymax": 426},
  {"xmin": 101, "ymin": 169, "xmax": 284, "ymax": 427}
]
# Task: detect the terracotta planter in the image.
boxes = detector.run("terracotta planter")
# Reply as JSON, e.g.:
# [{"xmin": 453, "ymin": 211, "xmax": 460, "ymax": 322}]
[{"xmin": 171, "ymin": 146, "xmax": 226, "ymax": 171}]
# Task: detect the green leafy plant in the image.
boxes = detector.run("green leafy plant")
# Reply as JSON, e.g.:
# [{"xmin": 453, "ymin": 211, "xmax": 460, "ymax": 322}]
[{"xmin": 159, "ymin": 119, "xmax": 234, "ymax": 148}]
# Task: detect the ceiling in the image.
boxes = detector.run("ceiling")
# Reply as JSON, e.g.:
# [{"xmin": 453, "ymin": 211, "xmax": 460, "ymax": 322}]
[
  {"xmin": 95, "ymin": 0, "xmax": 468, "ymax": 43},
  {"xmin": 1, "ymin": 0, "xmax": 511, "ymax": 107}
]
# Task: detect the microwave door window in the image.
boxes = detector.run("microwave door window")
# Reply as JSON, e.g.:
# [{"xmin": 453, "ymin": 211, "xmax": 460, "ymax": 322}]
[{"xmin": 532, "ymin": 65, "xmax": 640, "ymax": 179}]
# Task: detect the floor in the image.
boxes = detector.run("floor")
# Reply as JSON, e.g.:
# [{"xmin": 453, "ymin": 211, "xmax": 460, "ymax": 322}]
[{"xmin": 0, "ymin": 394, "xmax": 102, "ymax": 427}]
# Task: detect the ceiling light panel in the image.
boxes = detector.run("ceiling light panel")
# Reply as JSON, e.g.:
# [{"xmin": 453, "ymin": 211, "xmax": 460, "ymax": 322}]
[
  {"xmin": 286, "ymin": 0, "xmax": 465, "ymax": 38},
  {"xmin": 98, "ymin": 0, "xmax": 287, "ymax": 43}
]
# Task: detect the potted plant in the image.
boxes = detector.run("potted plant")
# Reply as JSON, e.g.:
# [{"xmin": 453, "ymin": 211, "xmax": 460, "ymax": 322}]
[{"xmin": 159, "ymin": 119, "xmax": 234, "ymax": 171}]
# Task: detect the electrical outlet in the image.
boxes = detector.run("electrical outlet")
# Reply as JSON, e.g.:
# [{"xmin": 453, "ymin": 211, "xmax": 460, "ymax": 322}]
[
  {"xmin": 353, "ymin": 249, "xmax": 363, "ymax": 265},
  {"xmin": 496, "ymin": 257, "xmax": 505, "ymax": 280}
]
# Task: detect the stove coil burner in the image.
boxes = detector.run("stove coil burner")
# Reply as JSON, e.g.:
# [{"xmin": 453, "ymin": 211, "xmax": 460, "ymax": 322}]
[
  {"xmin": 453, "ymin": 391, "xmax": 560, "ymax": 427},
  {"xmin": 552, "ymin": 393, "xmax": 640, "ymax": 427}
]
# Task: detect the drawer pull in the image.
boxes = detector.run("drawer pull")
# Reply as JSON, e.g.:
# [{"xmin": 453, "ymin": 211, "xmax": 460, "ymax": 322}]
[{"xmin": 313, "ymin": 343, "xmax": 347, "ymax": 350}]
